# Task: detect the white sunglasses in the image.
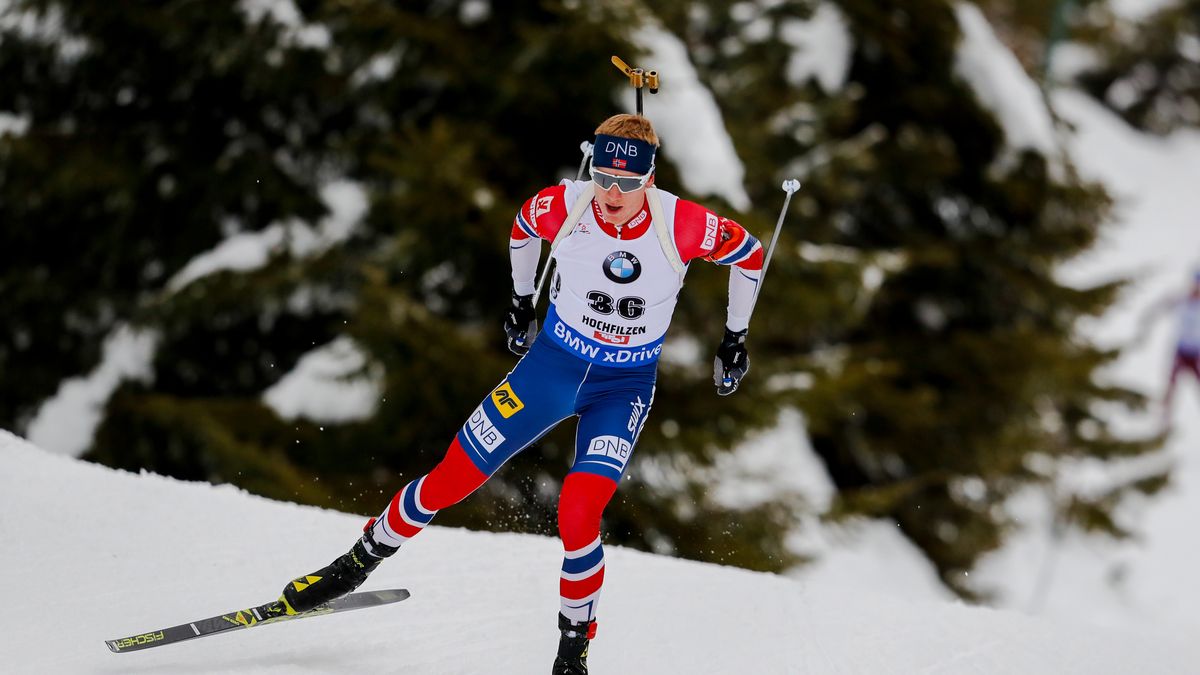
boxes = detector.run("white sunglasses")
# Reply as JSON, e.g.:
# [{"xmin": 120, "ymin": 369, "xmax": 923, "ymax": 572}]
[{"xmin": 589, "ymin": 164, "xmax": 653, "ymax": 193}]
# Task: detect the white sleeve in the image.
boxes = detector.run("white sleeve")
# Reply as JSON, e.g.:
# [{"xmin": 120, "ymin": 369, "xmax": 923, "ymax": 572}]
[
  {"xmin": 726, "ymin": 267, "xmax": 761, "ymax": 332},
  {"xmin": 510, "ymin": 237, "xmax": 541, "ymax": 297}
]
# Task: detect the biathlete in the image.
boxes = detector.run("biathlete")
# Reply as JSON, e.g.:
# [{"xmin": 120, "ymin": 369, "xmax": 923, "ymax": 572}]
[
  {"xmin": 1161, "ymin": 271, "xmax": 1200, "ymax": 429},
  {"xmin": 279, "ymin": 113, "xmax": 764, "ymax": 674}
]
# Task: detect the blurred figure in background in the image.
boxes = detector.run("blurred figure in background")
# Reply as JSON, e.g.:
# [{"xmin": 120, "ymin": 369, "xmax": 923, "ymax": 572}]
[
  {"xmin": 1140, "ymin": 269, "xmax": 1200, "ymax": 431},
  {"xmin": 277, "ymin": 113, "xmax": 763, "ymax": 675}
]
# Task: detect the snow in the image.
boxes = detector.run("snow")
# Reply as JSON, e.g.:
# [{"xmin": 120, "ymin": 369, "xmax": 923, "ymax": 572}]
[
  {"xmin": 797, "ymin": 520, "xmax": 956, "ymax": 604},
  {"xmin": 708, "ymin": 409, "xmax": 955, "ymax": 602},
  {"xmin": 237, "ymin": 0, "xmax": 331, "ymax": 50},
  {"xmin": 1110, "ymin": 0, "xmax": 1182, "ymax": 21},
  {"xmin": 168, "ymin": 180, "xmax": 367, "ymax": 292},
  {"xmin": 459, "ymin": 0, "xmax": 490, "ymax": 25},
  {"xmin": 2, "ymin": 429, "xmax": 1197, "ymax": 673},
  {"xmin": 0, "ymin": 111, "xmax": 30, "ymax": 136},
  {"xmin": 167, "ymin": 223, "xmax": 290, "ymax": 292},
  {"xmin": 263, "ymin": 336, "xmax": 383, "ymax": 423},
  {"xmin": 630, "ymin": 22, "xmax": 753, "ymax": 211},
  {"xmin": 953, "ymin": 3, "xmax": 1058, "ymax": 160},
  {"xmin": 1047, "ymin": 42, "xmax": 1103, "ymax": 84},
  {"xmin": 780, "ymin": 3, "xmax": 852, "ymax": 93},
  {"xmin": 0, "ymin": 0, "xmax": 89, "ymax": 62},
  {"xmin": 710, "ymin": 408, "xmax": 834, "ymax": 511},
  {"xmin": 969, "ymin": 87, "xmax": 1200, "ymax": 634},
  {"xmin": 24, "ymin": 325, "xmax": 159, "ymax": 458}
]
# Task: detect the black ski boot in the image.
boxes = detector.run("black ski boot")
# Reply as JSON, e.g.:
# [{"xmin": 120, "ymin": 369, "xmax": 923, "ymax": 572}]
[
  {"xmin": 280, "ymin": 524, "xmax": 398, "ymax": 615},
  {"xmin": 552, "ymin": 613, "xmax": 596, "ymax": 675}
]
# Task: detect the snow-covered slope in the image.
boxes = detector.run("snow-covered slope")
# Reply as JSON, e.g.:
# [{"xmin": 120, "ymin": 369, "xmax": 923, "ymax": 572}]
[{"xmin": 1, "ymin": 431, "xmax": 1195, "ymax": 674}]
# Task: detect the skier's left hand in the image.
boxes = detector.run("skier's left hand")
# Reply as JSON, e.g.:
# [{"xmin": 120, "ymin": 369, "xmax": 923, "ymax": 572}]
[{"xmin": 713, "ymin": 327, "xmax": 749, "ymax": 396}]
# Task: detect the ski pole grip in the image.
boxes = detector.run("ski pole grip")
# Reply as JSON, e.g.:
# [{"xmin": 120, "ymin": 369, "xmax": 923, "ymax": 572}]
[
  {"xmin": 575, "ymin": 141, "xmax": 594, "ymax": 181},
  {"xmin": 745, "ymin": 179, "xmax": 802, "ymax": 322}
]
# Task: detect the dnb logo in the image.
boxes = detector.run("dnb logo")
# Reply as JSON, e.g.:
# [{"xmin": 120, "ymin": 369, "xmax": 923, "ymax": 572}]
[
  {"xmin": 466, "ymin": 405, "xmax": 506, "ymax": 453},
  {"xmin": 603, "ymin": 251, "xmax": 641, "ymax": 284},
  {"xmin": 587, "ymin": 435, "xmax": 632, "ymax": 469},
  {"xmin": 491, "ymin": 381, "xmax": 524, "ymax": 419}
]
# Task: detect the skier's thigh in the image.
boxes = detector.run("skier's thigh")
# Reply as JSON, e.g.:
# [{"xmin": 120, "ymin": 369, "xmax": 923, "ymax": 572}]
[
  {"xmin": 455, "ymin": 348, "xmax": 578, "ymax": 474},
  {"xmin": 571, "ymin": 384, "xmax": 654, "ymax": 482}
]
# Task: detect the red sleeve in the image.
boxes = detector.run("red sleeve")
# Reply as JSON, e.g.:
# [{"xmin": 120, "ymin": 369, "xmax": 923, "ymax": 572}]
[
  {"xmin": 673, "ymin": 200, "xmax": 763, "ymax": 270},
  {"xmin": 511, "ymin": 184, "xmax": 569, "ymax": 241},
  {"xmin": 672, "ymin": 200, "xmax": 722, "ymax": 263}
]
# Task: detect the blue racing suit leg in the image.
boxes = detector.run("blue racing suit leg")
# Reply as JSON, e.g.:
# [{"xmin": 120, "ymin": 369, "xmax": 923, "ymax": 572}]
[
  {"xmin": 455, "ymin": 337, "xmax": 586, "ymax": 476},
  {"xmin": 569, "ymin": 361, "xmax": 657, "ymax": 482}
]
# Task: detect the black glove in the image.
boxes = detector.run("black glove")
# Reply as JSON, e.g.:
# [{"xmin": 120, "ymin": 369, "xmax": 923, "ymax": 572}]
[
  {"xmin": 504, "ymin": 291, "xmax": 538, "ymax": 356},
  {"xmin": 713, "ymin": 327, "xmax": 749, "ymax": 396}
]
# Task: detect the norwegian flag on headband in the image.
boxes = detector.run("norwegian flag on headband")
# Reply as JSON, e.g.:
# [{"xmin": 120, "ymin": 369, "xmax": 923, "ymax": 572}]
[{"xmin": 613, "ymin": 158, "xmax": 626, "ymax": 169}]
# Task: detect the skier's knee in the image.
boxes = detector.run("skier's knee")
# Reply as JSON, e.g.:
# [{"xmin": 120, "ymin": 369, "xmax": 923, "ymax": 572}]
[
  {"xmin": 420, "ymin": 438, "xmax": 490, "ymax": 511},
  {"xmin": 558, "ymin": 472, "xmax": 616, "ymax": 550},
  {"xmin": 558, "ymin": 499, "xmax": 601, "ymax": 549}
]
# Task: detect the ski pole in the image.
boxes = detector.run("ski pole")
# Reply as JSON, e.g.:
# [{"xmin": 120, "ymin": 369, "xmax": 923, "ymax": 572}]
[
  {"xmin": 575, "ymin": 140, "xmax": 594, "ymax": 182},
  {"xmin": 532, "ymin": 141, "xmax": 593, "ymax": 307},
  {"xmin": 719, "ymin": 180, "xmax": 799, "ymax": 391},
  {"xmin": 742, "ymin": 126, "xmax": 879, "ymax": 320},
  {"xmin": 747, "ymin": 179, "xmax": 802, "ymax": 321}
]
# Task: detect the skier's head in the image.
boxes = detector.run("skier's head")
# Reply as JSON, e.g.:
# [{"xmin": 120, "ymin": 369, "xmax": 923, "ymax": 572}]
[
  {"xmin": 591, "ymin": 114, "xmax": 659, "ymax": 224},
  {"xmin": 595, "ymin": 114, "xmax": 659, "ymax": 152}
]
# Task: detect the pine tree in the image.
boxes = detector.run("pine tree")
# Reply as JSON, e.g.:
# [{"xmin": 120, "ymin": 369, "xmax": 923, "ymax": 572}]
[
  {"xmin": 1076, "ymin": 0, "xmax": 1200, "ymax": 134},
  {"xmin": 653, "ymin": 0, "xmax": 1165, "ymax": 596},
  {"xmin": 0, "ymin": 0, "xmax": 803, "ymax": 571}
]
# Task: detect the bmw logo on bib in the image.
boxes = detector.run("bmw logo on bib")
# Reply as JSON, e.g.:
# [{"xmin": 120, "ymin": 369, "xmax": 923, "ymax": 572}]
[{"xmin": 603, "ymin": 251, "xmax": 641, "ymax": 284}]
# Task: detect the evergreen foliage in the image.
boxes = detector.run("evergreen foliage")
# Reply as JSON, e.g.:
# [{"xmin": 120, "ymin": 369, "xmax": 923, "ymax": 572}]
[
  {"xmin": 0, "ymin": 0, "xmax": 1167, "ymax": 595},
  {"xmin": 654, "ymin": 0, "xmax": 1163, "ymax": 596},
  {"xmin": 1076, "ymin": 0, "xmax": 1200, "ymax": 134},
  {"xmin": 0, "ymin": 0, "xmax": 800, "ymax": 574}
]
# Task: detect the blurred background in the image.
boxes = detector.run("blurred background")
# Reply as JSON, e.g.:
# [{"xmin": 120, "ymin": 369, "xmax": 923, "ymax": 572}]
[{"xmin": 2, "ymin": 0, "xmax": 1198, "ymax": 626}]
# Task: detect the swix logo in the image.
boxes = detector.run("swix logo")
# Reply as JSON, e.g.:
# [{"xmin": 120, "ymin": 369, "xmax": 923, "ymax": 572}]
[
  {"xmin": 594, "ymin": 331, "xmax": 630, "ymax": 345},
  {"xmin": 605, "ymin": 140, "xmax": 639, "ymax": 157},
  {"xmin": 535, "ymin": 195, "xmax": 554, "ymax": 218},
  {"xmin": 627, "ymin": 396, "xmax": 645, "ymax": 433},
  {"xmin": 703, "ymin": 213, "xmax": 719, "ymax": 251},
  {"xmin": 613, "ymin": 158, "xmax": 627, "ymax": 169},
  {"xmin": 466, "ymin": 405, "xmax": 506, "ymax": 452},
  {"xmin": 491, "ymin": 382, "xmax": 524, "ymax": 418},
  {"xmin": 587, "ymin": 435, "xmax": 632, "ymax": 466}
]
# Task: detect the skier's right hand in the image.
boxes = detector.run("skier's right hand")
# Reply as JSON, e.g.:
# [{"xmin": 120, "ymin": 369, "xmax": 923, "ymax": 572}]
[{"xmin": 504, "ymin": 291, "xmax": 538, "ymax": 356}]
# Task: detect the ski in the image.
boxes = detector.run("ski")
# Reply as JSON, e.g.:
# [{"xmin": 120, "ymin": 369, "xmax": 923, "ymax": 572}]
[{"xmin": 105, "ymin": 588, "xmax": 410, "ymax": 654}]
